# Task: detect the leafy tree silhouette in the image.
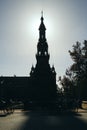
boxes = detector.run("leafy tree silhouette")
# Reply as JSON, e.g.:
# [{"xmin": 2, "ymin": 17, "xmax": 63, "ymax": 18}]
[{"xmin": 59, "ymin": 40, "xmax": 87, "ymax": 105}]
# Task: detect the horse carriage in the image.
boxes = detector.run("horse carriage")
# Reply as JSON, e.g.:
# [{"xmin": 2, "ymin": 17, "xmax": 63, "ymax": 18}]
[{"xmin": 0, "ymin": 99, "xmax": 14, "ymax": 115}]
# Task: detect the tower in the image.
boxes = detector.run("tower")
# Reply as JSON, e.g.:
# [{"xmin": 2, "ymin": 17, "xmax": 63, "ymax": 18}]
[{"xmin": 30, "ymin": 13, "xmax": 57, "ymax": 107}]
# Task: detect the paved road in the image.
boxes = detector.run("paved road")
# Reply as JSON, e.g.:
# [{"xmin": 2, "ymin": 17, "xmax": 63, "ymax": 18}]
[{"xmin": 0, "ymin": 110, "xmax": 87, "ymax": 130}]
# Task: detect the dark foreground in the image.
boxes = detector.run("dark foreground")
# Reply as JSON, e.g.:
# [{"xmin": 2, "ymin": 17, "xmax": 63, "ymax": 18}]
[{"xmin": 0, "ymin": 110, "xmax": 87, "ymax": 130}]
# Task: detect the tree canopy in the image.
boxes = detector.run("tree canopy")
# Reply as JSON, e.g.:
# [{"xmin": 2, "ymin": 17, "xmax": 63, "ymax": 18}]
[{"xmin": 59, "ymin": 40, "xmax": 87, "ymax": 100}]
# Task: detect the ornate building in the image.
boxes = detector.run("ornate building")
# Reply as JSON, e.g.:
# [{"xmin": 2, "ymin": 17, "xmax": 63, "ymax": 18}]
[
  {"xmin": 29, "ymin": 13, "xmax": 57, "ymax": 106},
  {"xmin": 0, "ymin": 13, "xmax": 57, "ymax": 108}
]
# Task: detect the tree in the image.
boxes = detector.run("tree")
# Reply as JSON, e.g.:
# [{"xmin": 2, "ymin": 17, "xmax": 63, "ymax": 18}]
[
  {"xmin": 81, "ymin": 40, "xmax": 87, "ymax": 99},
  {"xmin": 59, "ymin": 40, "xmax": 87, "ymax": 100},
  {"xmin": 59, "ymin": 75, "xmax": 74, "ymax": 99}
]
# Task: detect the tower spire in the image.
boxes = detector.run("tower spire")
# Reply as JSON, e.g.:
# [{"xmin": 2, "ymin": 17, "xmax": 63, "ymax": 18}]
[
  {"xmin": 39, "ymin": 11, "xmax": 46, "ymax": 39},
  {"xmin": 41, "ymin": 10, "xmax": 44, "ymax": 22},
  {"xmin": 36, "ymin": 13, "xmax": 49, "ymax": 58}
]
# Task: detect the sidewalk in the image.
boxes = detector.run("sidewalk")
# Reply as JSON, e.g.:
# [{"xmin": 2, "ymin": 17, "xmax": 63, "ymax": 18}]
[
  {"xmin": 78, "ymin": 108, "xmax": 87, "ymax": 113},
  {"xmin": 0, "ymin": 108, "xmax": 87, "ymax": 116}
]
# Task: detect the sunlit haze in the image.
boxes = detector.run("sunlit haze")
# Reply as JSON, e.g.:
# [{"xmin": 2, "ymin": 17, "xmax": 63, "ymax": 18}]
[{"xmin": 0, "ymin": 0, "xmax": 87, "ymax": 81}]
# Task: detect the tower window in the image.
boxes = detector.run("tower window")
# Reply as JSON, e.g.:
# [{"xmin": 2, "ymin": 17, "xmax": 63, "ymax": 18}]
[
  {"xmin": 39, "ymin": 51, "xmax": 41, "ymax": 55},
  {"xmin": 45, "ymin": 51, "xmax": 47, "ymax": 55}
]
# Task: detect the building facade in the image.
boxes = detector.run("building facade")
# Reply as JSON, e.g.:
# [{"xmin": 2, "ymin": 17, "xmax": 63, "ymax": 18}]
[{"xmin": 0, "ymin": 14, "xmax": 57, "ymax": 108}]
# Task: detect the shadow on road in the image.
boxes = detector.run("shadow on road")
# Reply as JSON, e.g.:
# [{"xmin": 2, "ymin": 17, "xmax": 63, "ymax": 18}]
[{"xmin": 20, "ymin": 110, "xmax": 87, "ymax": 130}]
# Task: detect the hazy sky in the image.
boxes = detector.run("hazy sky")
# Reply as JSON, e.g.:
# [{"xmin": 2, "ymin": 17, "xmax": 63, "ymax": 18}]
[{"xmin": 0, "ymin": 0, "xmax": 87, "ymax": 80}]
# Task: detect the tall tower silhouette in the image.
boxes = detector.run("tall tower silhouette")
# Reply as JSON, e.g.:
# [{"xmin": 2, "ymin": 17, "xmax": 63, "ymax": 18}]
[{"xmin": 30, "ymin": 13, "xmax": 57, "ymax": 107}]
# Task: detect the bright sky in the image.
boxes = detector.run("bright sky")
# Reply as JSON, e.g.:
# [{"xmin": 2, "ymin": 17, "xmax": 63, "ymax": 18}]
[{"xmin": 0, "ymin": 0, "xmax": 87, "ymax": 80}]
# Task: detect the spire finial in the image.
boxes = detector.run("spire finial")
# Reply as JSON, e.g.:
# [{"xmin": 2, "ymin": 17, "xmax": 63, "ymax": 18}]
[
  {"xmin": 41, "ymin": 10, "xmax": 43, "ymax": 17},
  {"xmin": 41, "ymin": 11, "xmax": 44, "ymax": 22}
]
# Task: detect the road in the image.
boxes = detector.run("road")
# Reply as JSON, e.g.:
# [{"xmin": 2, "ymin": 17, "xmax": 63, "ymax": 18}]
[{"xmin": 0, "ymin": 110, "xmax": 87, "ymax": 130}]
